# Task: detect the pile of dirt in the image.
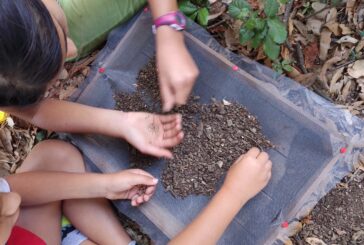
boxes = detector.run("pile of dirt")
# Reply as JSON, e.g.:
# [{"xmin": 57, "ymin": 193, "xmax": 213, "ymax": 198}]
[
  {"xmin": 115, "ymin": 59, "xmax": 272, "ymax": 197},
  {"xmin": 292, "ymin": 170, "xmax": 364, "ymax": 245}
]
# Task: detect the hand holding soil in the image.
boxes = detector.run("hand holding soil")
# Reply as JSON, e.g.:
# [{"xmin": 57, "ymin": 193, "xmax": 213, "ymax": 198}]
[
  {"xmin": 104, "ymin": 169, "xmax": 158, "ymax": 207},
  {"xmin": 222, "ymin": 148, "xmax": 272, "ymax": 204},
  {"xmin": 120, "ymin": 112, "xmax": 183, "ymax": 159}
]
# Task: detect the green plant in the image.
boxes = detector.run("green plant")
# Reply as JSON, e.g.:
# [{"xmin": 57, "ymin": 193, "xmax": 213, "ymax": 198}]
[
  {"xmin": 179, "ymin": 0, "xmax": 210, "ymax": 26},
  {"xmin": 229, "ymin": 0, "xmax": 288, "ymax": 60},
  {"xmin": 272, "ymin": 59, "xmax": 293, "ymax": 74}
]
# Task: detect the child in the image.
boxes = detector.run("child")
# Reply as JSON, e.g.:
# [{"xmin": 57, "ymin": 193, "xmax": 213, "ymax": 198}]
[{"xmin": 0, "ymin": 146, "xmax": 271, "ymax": 244}]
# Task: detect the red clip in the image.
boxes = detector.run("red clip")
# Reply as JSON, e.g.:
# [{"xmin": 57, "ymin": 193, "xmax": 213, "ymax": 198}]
[
  {"xmin": 281, "ymin": 221, "xmax": 289, "ymax": 228},
  {"xmin": 340, "ymin": 147, "xmax": 347, "ymax": 154},
  {"xmin": 232, "ymin": 65, "xmax": 239, "ymax": 71},
  {"xmin": 98, "ymin": 67, "xmax": 105, "ymax": 73}
]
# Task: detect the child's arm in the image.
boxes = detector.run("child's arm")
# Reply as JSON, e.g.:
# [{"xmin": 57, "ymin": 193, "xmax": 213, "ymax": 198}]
[
  {"xmin": 5, "ymin": 169, "xmax": 158, "ymax": 207},
  {"xmin": 148, "ymin": 0, "xmax": 199, "ymax": 111},
  {"xmin": 169, "ymin": 148, "xmax": 272, "ymax": 245},
  {"xmin": 2, "ymin": 99, "xmax": 183, "ymax": 158}
]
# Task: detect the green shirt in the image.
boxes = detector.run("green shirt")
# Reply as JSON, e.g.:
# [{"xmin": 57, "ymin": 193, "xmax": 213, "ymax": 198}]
[{"xmin": 58, "ymin": 0, "xmax": 146, "ymax": 58}]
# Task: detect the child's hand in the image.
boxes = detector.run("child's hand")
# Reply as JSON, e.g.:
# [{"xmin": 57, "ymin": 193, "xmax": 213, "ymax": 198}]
[
  {"xmin": 222, "ymin": 148, "xmax": 272, "ymax": 204},
  {"xmin": 104, "ymin": 169, "xmax": 158, "ymax": 206},
  {"xmin": 120, "ymin": 112, "xmax": 184, "ymax": 159},
  {"xmin": 0, "ymin": 192, "xmax": 21, "ymax": 243}
]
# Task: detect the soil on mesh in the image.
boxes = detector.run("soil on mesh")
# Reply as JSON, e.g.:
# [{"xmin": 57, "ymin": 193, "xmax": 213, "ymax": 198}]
[
  {"xmin": 292, "ymin": 171, "xmax": 364, "ymax": 245},
  {"xmin": 114, "ymin": 58, "xmax": 272, "ymax": 198}
]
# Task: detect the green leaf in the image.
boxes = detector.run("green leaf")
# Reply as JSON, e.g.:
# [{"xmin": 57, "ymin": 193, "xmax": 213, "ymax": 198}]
[
  {"xmin": 229, "ymin": 0, "xmax": 251, "ymax": 19},
  {"xmin": 179, "ymin": 1, "xmax": 198, "ymax": 15},
  {"xmin": 267, "ymin": 18, "xmax": 287, "ymax": 44},
  {"xmin": 264, "ymin": 0, "xmax": 279, "ymax": 17},
  {"xmin": 239, "ymin": 28, "xmax": 255, "ymax": 44},
  {"xmin": 197, "ymin": 7, "xmax": 209, "ymax": 26},
  {"xmin": 188, "ymin": 11, "xmax": 199, "ymax": 20},
  {"xmin": 263, "ymin": 35, "xmax": 280, "ymax": 60},
  {"xmin": 255, "ymin": 18, "xmax": 266, "ymax": 30},
  {"xmin": 245, "ymin": 18, "xmax": 256, "ymax": 30},
  {"xmin": 283, "ymin": 64, "xmax": 293, "ymax": 72},
  {"xmin": 278, "ymin": 0, "xmax": 288, "ymax": 4}
]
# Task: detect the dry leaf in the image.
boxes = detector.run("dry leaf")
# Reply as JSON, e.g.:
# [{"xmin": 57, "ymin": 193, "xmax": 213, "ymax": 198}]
[
  {"xmin": 304, "ymin": 41, "xmax": 319, "ymax": 69},
  {"xmin": 348, "ymin": 60, "xmax": 364, "ymax": 78},
  {"xmin": 293, "ymin": 20, "xmax": 308, "ymax": 36},
  {"xmin": 319, "ymin": 55, "xmax": 342, "ymax": 89},
  {"xmin": 352, "ymin": 230, "xmax": 364, "ymax": 242},
  {"xmin": 58, "ymin": 68, "xmax": 69, "ymax": 80},
  {"xmin": 0, "ymin": 128, "xmax": 13, "ymax": 153},
  {"xmin": 288, "ymin": 17, "xmax": 294, "ymax": 36},
  {"xmin": 312, "ymin": 2, "xmax": 329, "ymax": 20},
  {"xmin": 336, "ymin": 36, "xmax": 359, "ymax": 44},
  {"xmin": 339, "ymin": 24, "xmax": 352, "ymax": 35},
  {"xmin": 346, "ymin": 0, "xmax": 356, "ymax": 23},
  {"xmin": 355, "ymin": 38, "xmax": 364, "ymax": 52},
  {"xmin": 295, "ymin": 73, "xmax": 317, "ymax": 87},
  {"xmin": 224, "ymin": 27, "xmax": 239, "ymax": 50},
  {"xmin": 319, "ymin": 29, "xmax": 332, "ymax": 61},
  {"xmin": 326, "ymin": 8, "xmax": 337, "ymax": 23},
  {"xmin": 307, "ymin": 18, "xmax": 323, "ymax": 35},
  {"xmin": 305, "ymin": 237, "xmax": 327, "ymax": 245},
  {"xmin": 325, "ymin": 22, "xmax": 340, "ymax": 36},
  {"xmin": 329, "ymin": 67, "xmax": 344, "ymax": 93},
  {"xmin": 340, "ymin": 79, "xmax": 353, "ymax": 102}
]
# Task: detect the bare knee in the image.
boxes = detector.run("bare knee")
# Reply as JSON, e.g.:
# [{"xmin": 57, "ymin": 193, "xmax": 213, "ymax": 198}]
[{"xmin": 17, "ymin": 140, "xmax": 85, "ymax": 173}]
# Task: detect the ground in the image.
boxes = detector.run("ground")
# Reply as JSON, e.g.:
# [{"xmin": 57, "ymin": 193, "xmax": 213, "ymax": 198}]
[{"xmin": 0, "ymin": 0, "xmax": 364, "ymax": 244}]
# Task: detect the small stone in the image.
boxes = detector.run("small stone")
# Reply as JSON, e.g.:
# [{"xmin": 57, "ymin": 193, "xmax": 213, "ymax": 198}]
[
  {"xmin": 227, "ymin": 119, "xmax": 233, "ymax": 126},
  {"xmin": 216, "ymin": 161, "xmax": 223, "ymax": 168}
]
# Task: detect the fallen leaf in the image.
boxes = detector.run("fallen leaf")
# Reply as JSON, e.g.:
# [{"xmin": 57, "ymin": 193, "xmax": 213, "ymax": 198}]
[
  {"xmin": 319, "ymin": 28, "xmax": 332, "ymax": 61},
  {"xmin": 340, "ymin": 79, "xmax": 353, "ymax": 102},
  {"xmin": 329, "ymin": 67, "xmax": 344, "ymax": 93},
  {"xmin": 319, "ymin": 55, "xmax": 342, "ymax": 89},
  {"xmin": 304, "ymin": 41, "xmax": 319, "ymax": 69},
  {"xmin": 348, "ymin": 60, "xmax": 364, "ymax": 78},
  {"xmin": 305, "ymin": 237, "xmax": 327, "ymax": 245},
  {"xmin": 336, "ymin": 35, "xmax": 359, "ymax": 44},
  {"xmin": 293, "ymin": 20, "xmax": 308, "ymax": 36},
  {"xmin": 224, "ymin": 27, "xmax": 239, "ymax": 50},
  {"xmin": 352, "ymin": 230, "xmax": 364, "ymax": 242},
  {"xmin": 326, "ymin": 8, "xmax": 337, "ymax": 23},
  {"xmin": 311, "ymin": 2, "xmax": 329, "ymax": 20},
  {"xmin": 307, "ymin": 18, "xmax": 323, "ymax": 35},
  {"xmin": 339, "ymin": 24, "xmax": 353, "ymax": 35},
  {"xmin": 346, "ymin": 0, "xmax": 356, "ymax": 23},
  {"xmin": 355, "ymin": 38, "xmax": 364, "ymax": 52},
  {"xmin": 295, "ymin": 72, "xmax": 317, "ymax": 87},
  {"xmin": 325, "ymin": 22, "xmax": 340, "ymax": 36}
]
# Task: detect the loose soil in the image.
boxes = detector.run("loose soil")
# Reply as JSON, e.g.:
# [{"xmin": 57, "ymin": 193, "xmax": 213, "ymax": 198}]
[
  {"xmin": 292, "ymin": 170, "xmax": 364, "ymax": 245},
  {"xmin": 115, "ymin": 59, "xmax": 272, "ymax": 197}
]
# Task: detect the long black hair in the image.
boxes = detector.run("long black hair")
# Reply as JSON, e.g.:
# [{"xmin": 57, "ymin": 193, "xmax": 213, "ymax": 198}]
[{"xmin": 0, "ymin": 0, "xmax": 63, "ymax": 107}]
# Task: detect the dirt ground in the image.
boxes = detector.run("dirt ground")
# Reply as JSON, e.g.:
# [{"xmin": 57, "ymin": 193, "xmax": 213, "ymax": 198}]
[
  {"xmin": 292, "ymin": 170, "xmax": 364, "ymax": 245},
  {"xmin": 1, "ymin": 0, "xmax": 364, "ymax": 243}
]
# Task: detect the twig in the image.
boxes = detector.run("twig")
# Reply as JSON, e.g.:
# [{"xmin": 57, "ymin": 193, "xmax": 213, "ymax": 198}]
[
  {"xmin": 295, "ymin": 42, "xmax": 308, "ymax": 74},
  {"xmin": 207, "ymin": 19, "xmax": 226, "ymax": 30},
  {"xmin": 304, "ymin": 2, "xmax": 346, "ymax": 20},
  {"xmin": 283, "ymin": 0, "xmax": 294, "ymax": 26}
]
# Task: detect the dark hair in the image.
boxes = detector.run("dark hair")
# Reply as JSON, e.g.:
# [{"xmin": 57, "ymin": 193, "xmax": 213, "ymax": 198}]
[{"xmin": 0, "ymin": 0, "xmax": 63, "ymax": 107}]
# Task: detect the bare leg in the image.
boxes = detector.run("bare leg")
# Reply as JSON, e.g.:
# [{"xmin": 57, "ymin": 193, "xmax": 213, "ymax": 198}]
[{"xmin": 16, "ymin": 140, "xmax": 131, "ymax": 244}]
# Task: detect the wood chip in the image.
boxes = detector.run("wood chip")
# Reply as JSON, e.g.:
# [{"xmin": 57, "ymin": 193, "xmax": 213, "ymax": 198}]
[{"xmin": 319, "ymin": 28, "xmax": 332, "ymax": 61}]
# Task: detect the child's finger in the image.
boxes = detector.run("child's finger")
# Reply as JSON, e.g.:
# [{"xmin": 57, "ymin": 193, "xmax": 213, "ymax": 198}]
[
  {"xmin": 128, "ymin": 169, "xmax": 155, "ymax": 179},
  {"xmin": 163, "ymin": 121, "xmax": 177, "ymax": 131},
  {"xmin": 143, "ymin": 145, "xmax": 173, "ymax": 159},
  {"xmin": 128, "ymin": 173, "xmax": 158, "ymax": 187},
  {"xmin": 160, "ymin": 114, "xmax": 181, "ymax": 124},
  {"xmin": 257, "ymin": 152, "xmax": 269, "ymax": 163},
  {"xmin": 160, "ymin": 132, "xmax": 184, "ymax": 148},
  {"xmin": 163, "ymin": 126, "xmax": 182, "ymax": 139},
  {"xmin": 246, "ymin": 147, "xmax": 261, "ymax": 158}
]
